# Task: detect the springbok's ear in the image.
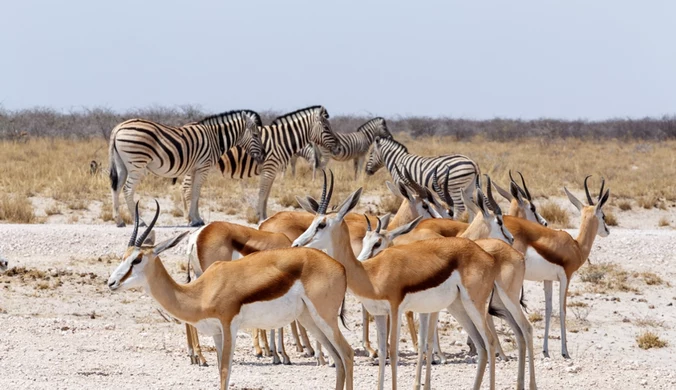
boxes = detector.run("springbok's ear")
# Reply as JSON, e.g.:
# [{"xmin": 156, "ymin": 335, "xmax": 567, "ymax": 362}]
[
  {"xmin": 142, "ymin": 230, "xmax": 156, "ymax": 246},
  {"xmin": 337, "ymin": 188, "xmax": 363, "ymax": 220},
  {"xmin": 385, "ymin": 181, "xmax": 402, "ymax": 199},
  {"xmin": 153, "ymin": 231, "xmax": 190, "ymax": 256},
  {"xmin": 493, "ymin": 181, "xmax": 513, "ymax": 202},
  {"xmin": 396, "ymin": 183, "xmax": 414, "ymax": 202},
  {"xmin": 296, "ymin": 196, "xmax": 317, "ymax": 214},
  {"xmin": 389, "ymin": 216, "xmax": 423, "ymax": 239},
  {"xmin": 476, "ymin": 189, "xmax": 491, "ymax": 218},
  {"xmin": 564, "ymin": 187, "xmax": 584, "ymax": 212},
  {"xmin": 596, "ymin": 189, "xmax": 610, "ymax": 211},
  {"xmin": 379, "ymin": 213, "xmax": 392, "ymax": 230}
]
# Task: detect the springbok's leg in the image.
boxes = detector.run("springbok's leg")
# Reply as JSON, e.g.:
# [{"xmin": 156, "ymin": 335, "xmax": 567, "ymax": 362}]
[
  {"xmin": 374, "ymin": 315, "xmax": 388, "ymax": 390},
  {"xmin": 252, "ymin": 328, "xmax": 263, "ymax": 357},
  {"xmin": 277, "ymin": 327, "xmax": 291, "ymax": 365},
  {"xmin": 269, "ymin": 329, "xmax": 281, "ymax": 364},
  {"xmin": 290, "ymin": 321, "xmax": 304, "ymax": 352},
  {"xmin": 362, "ymin": 305, "xmax": 377, "ymax": 358},
  {"xmin": 216, "ymin": 326, "xmax": 235, "ymax": 390},
  {"xmin": 414, "ymin": 312, "xmax": 430, "ymax": 390},
  {"xmin": 298, "ymin": 323, "xmax": 315, "ymax": 356},
  {"xmin": 559, "ymin": 276, "xmax": 571, "ymax": 359},
  {"xmin": 424, "ymin": 312, "xmax": 439, "ymax": 389},
  {"xmin": 405, "ymin": 311, "xmax": 418, "ymax": 349},
  {"xmin": 543, "ymin": 280, "xmax": 553, "ymax": 358},
  {"xmin": 388, "ymin": 306, "xmax": 403, "ymax": 390}
]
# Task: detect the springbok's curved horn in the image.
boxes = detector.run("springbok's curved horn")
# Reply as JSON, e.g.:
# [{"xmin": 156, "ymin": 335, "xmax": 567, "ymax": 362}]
[
  {"xmin": 485, "ymin": 175, "xmax": 502, "ymax": 216},
  {"xmin": 584, "ymin": 175, "xmax": 594, "ymax": 205},
  {"xmin": 128, "ymin": 201, "xmax": 140, "ymax": 247},
  {"xmin": 318, "ymin": 170, "xmax": 334, "ymax": 214},
  {"xmin": 402, "ymin": 167, "xmax": 427, "ymax": 197},
  {"xmin": 517, "ymin": 171, "xmax": 532, "ymax": 200},
  {"xmin": 598, "ymin": 177, "xmax": 605, "ymax": 202},
  {"xmin": 364, "ymin": 214, "xmax": 372, "ymax": 232},
  {"xmin": 376, "ymin": 216, "xmax": 383, "ymax": 233},
  {"xmin": 318, "ymin": 170, "xmax": 329, "ymax": 212},
  {"xmin": 509, "ymin": 170, "xmax": 529, "ymax": 200},
  {"xmin": 136, "ymin": 199, "xmax": 160, "ymax": 247},
  {"xmin": 432, "ymin": 167, "xmax": 444, "ymax": 200}
]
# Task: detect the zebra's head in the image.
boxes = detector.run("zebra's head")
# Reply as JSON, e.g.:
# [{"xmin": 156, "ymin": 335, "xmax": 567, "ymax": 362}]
[
  {"xmin": 373, "ymin": 117, "xmax": 393, "ymax": 140},
  {"xmin": 239, "ymin": 112, "xmax": 265, "ymax": 164},
  {"xmin": 310, "ymin": 107, "xmax": 340, "ymax": 155},
  {"xmin": 365, "ymin": 137, "xmax": 385, "ymax": 175}
]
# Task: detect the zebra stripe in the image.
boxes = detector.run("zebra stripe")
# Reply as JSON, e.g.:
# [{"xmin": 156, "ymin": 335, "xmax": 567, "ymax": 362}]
[
  {"xmin": 290, "ymin": 117, "xmax": 392, "ymax": 180},
  {"xmin": 365, "ymin": 137, "xmax": 480, "ymax": 212},
  {"xmin": 218, "ymin": 105, "xmax": 339, "ymax": 222},
  {"xmin": 108, "ymin": 110, "xmax": 263, "ymax": 227}
]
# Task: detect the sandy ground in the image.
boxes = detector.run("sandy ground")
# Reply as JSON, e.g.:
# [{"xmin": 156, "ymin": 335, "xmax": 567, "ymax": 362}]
[{"xmin": 1, "ymin": 200, "xmax": 676, "ymax": 389}]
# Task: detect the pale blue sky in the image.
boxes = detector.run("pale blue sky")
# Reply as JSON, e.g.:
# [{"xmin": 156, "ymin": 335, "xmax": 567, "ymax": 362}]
[{"xmin": 1, "ymin": 1, "xmax": 674, "ymax": 119}]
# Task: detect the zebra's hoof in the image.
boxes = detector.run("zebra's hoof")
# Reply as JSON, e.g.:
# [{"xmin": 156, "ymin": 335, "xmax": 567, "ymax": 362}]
[{"xmin": 189, "ymin": 220, "xmax": 205, "ymax": 227}]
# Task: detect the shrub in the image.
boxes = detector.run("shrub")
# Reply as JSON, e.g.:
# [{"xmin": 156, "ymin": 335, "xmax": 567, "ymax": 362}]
[
  {"xmin": 637, "ymin": 331, "xmax": 667, "ymax": 349},
  {"xmin": 0, "ymin": 194, "xmax": 35, "ymax": 223},
  {"xmin": 538, "ymin": 201, "xmax": 570, "ymax": 228}
]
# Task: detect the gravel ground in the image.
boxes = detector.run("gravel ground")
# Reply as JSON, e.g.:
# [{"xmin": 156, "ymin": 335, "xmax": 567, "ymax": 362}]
[{"xmin": 1, "ymin": 221, "xmax": 675, "ymax": 389}]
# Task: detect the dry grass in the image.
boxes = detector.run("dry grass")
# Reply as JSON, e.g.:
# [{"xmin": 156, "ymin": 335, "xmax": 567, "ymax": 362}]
[
  {"xmin": 578, "ymin": 262, "xmax": 638, "ymax": 293},
  {"xmin": 538, "ymin": 201, "xmax": 570, "ymax": 228},
  {"xmin": 640, "ymin": 272, "xmax": 664, "ymax": 286},
  {"xmin": 44, "ymin": 203, "xmax": 62, "ymax": 216},
  {"xmin": 379, "ymin": 194, "xmax": 402, "ymax": 215},
  {"xmin": 604, "ymin": 210, "xmax": 618, "ymax": 226},
  {"xmin": 0, "ymin": 194, "xmax": 36, "ymax": 223},
  {"xmin": 528, "ymin": 312, "xmax": 543, "ymax": 323},
  {"xmin": 617, "ymin": 200, "xmax": 632, "ymax": 211},
  {"xmin": 636, "ymin": 331, "xmax": 667, "ymax": 349},
  {"xmin": 2, "ymin": 137, "xmax": 676, "ymax": 225},
  {"xmin": 658, "ymin": 217, "xmax": 670, "ymax": 227},
  {"xmin": 277, "ymin": 192, "xmax": 299, "ymax": 208},
  {"xmin": 568, "ymin": 301, "xmax": 593, "ymax": 322}
]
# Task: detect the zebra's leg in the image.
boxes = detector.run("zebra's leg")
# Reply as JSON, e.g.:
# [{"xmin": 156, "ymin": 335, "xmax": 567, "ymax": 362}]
[
  {"xmin": 180, "ymin": 174, "xmax": 192, "ymax": 218},
  {"xmin": 353, "ymin": 158, "xmax": 359, "ymax": 181},
  {"xmin": 256, "ymin": 169, "xmax": 276, "ymax": 223},
  {"xmin": 355, "ymin": 155, "xmax": 365, "ymax": 181},
  {"xmin": 111, "ymin": 161, "xmax": 129, "ymax": 227},
  {"xmin": 187, "ymin": 167, "xmax": 209, "ymax": 227},
  {"xmin": 289, "ymin": 155, "xmax": 298, "ymax": 178},
  {"xmin": 122, "ymin": 171, "xmax": 145, "ymax": 226}
]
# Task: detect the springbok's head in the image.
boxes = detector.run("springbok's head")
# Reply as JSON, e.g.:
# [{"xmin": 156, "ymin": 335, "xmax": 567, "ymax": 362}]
[
  {"xmin": 357, "ymin": 214, "xmax": 423, "ymax": 261},
  {"xmin": 238, "ymin": 112, "xmax": 264, "ymax": 164},
  {"xmin": 292, "ymin": 170, "xmax": 363, "ymax": 253},
  {"xmin": 565, "ymin": 176, "xmax": 611, "ymax": 237},
  {"xmin": 493, "ymin": 171, "xmax": 547, "ymax": 226},
  {"xmin": 463, "ymin": 176, "xmax": 514, "ymax": 244},
  {"xmin": 0, "ymin": 256, "xmax": 8, "ymax": 272},
  {"xmin": 107, "ymin": 201, "xmax": 189, "ymax": 291}
]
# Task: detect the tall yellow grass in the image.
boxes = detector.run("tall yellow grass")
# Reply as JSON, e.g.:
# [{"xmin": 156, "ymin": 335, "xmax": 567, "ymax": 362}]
[{"xmin": 0, "ymin": 136, "xmax": 674, "ymax": 224}]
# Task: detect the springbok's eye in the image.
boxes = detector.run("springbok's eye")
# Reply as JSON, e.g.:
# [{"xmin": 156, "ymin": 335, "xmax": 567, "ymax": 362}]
[
  {"xmin": 373, "ymin": 241, "xmax": 381, "ymax": 248},
  {"xmin": 318, "ymin": 222, "xmax": 326, "ymax": 229},
  {"xmin": 132, "ymin": 257, "xmax": 142, "ymax": 265},
  {"xmin": 422, "ymin": 204, "xmax": 429, "ymax": 210}
]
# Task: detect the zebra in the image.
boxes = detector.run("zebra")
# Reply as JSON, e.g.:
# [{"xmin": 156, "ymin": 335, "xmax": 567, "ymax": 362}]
[
  {"xmin": 285, "ymin": 142, "xmax": 324, "ymax": 180},
  {"xmin": 108, "ymin": 110, "xmax": 264, "ymax": 227},
  {"xmin": 365, "ymin": 136, "xmax": 480, "ymax": 213},
  {"xmin": 288, "ymin": 117, "xmax": 393, "ymax": 180},
  {"xmin": 218, "ymin": 105, "xmax": 339, "ymax": 222}
]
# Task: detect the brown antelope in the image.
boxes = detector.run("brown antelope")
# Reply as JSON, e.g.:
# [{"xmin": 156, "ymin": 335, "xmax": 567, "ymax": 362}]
[
  {"xmin": 107, "ymin": 201, "xmax": 354, "ymax": 390},
  {"xmin": 292, "ymin": 171, "xmax": 499, "ymax": 390},
  {"xmin": 184, "ymin": 221, "xmax": 296, "ymax": 366},
  {"xmin": 492, "ymin": 171, "xmax": 548, "ymax": 226},
  {"xmin": 359, "ymin": 186, "xmax": 538, "ymax": 390},
  {"xmin": 503, "ymin": 176, "xmax": 610, "ymax": 359}
]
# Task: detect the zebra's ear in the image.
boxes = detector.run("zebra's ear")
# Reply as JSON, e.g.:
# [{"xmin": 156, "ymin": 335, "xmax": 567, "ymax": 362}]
[{"xmin": 296, "ymin": 196, "xmax": 318, "ymax": 214}]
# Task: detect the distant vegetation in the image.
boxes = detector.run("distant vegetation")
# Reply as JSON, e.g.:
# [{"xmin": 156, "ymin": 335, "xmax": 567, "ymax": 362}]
[{"xmin": 1, "ymin": 105, "xmax": 676, "ymax": 140}]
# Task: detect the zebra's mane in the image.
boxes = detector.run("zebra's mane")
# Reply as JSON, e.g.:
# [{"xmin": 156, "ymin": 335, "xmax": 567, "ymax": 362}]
[
  {"xmin": 357, "ymin": 117, "xmax": 386, "ymax": 132},
  {"xmin": 198, "ymin": 109, "xmax": 262, "ymax": 126},
  {"xmin": 271, "ymin": 105, "xmax": 327, "ymax": 126},
  {"xmin": 378, "ymin": 137, "xmax": 408, "ymax": 153}
]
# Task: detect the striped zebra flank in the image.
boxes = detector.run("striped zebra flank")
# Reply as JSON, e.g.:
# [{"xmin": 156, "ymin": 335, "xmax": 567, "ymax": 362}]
[
  {"xmin": 365, "ymin": 137, "xmax": 480, "ymax": 213},
  {"xmin": 289, "ymin": 117, "xmax": 393, "ymax": 180},
  {"xmin": 218, "ymin": 105, "xmax": 339, "ymax": 222},
  {"xmin": 108, "ymin": 109, "xmax": 264, "ymax": 227}
]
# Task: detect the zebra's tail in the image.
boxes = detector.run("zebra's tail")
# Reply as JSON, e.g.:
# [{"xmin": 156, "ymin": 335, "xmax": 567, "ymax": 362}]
[{"xmin": 109, "ymin": 143, "xmax": 119, "ymax": 191}]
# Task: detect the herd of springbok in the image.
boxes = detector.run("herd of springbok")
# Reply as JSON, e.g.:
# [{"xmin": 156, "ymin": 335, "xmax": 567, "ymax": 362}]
[{"xmin": 105, "ymin": 160, "xmax": 611, "ymax": 389}]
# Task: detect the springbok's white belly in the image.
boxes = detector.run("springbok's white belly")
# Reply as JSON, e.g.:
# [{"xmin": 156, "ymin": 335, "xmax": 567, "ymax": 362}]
[
  {"xmin": 400, "ymin": 271, "xmax": 461, "ymax": 313},
  {"xmin": 524, "ymin": 247, "xmax": 563, "ymax": 281},
  {"xmin": 358, "ymin": 296, "xmax": 390, "ymax": 316},
  {"xmin": 236, "ymin": 281, "xmax": 305, "ymax": 330},
  {"xmin": 194, "ymin": 318, "xmax": 223, "ymax": 336}
]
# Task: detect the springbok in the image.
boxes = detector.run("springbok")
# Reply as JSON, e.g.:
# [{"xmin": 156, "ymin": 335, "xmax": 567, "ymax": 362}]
[
  {"xmin": 503, "ymin": 176, "xmax": 610, "ymax": 358},
  {"xmin": 107, "ymin": 201, "xmax": 354, "ymax": 390},
  {"xmin": 292, "ymin": 171, "xmax": 502, "ymax": 390}
]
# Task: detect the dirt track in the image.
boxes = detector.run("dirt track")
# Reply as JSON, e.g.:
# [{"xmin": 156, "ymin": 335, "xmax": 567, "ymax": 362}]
[{"xmin": 1, "ymin": 222, "xmax": 675, "ymax": 389}]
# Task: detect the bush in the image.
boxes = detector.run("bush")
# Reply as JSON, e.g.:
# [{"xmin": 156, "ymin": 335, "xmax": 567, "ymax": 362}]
[
  {"xmin": 637, "ymin": 331, "xmax": 667, "ymax": 349},
  {"xmin": 0, "ymin": 194, "xmax": 35, "ymax": 223},
  {"xmin": 538, "ymin": 202, "xmax": 570, "ymax": 228}
]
